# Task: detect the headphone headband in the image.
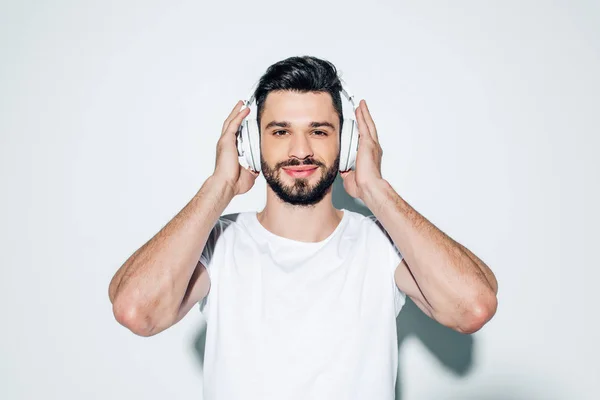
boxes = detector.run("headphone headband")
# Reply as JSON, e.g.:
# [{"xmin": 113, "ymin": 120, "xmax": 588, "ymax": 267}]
[{"xmin": 243, "ymin": 77, "xmax": 357, "ymax": 111}]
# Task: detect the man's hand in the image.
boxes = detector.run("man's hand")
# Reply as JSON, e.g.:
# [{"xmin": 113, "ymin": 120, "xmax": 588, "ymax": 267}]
[
  {"xmin": 212, "ymin": 100, "xmax": 260, "ymax": 196},
  {"xmin": 340, "ymin": 100, "xmax": 385, "ymax": 203}
]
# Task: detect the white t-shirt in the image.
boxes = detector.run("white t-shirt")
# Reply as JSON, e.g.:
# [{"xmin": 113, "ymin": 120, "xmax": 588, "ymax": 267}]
[{"xmin": 198, "ymin": 208, "xmax": 406, "ymax": 400}]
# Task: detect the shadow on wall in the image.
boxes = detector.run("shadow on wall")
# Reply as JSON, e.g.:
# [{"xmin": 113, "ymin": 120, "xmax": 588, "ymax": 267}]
[{"xmin": 191, "ymin": 175, "xmax": 475, "ymax": 400}]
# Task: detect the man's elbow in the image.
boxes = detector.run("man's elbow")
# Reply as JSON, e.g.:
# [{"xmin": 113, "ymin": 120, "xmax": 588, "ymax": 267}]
[
  {"xmin": 112, "ymin": 301, "xmax": 157, "ymax": 337},
  {"xmin": 456, "ymin": 294, "xmax": 498, "ymax": 334}
]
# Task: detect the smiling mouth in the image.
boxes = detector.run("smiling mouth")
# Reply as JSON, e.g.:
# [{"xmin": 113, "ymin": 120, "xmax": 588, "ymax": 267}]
[{"xmin": 282, "ymin": 166, "xmax": 318, "ymax": 178}]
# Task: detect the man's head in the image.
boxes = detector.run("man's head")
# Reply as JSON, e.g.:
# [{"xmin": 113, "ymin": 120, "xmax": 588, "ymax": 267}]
[{"xmin": 254, "ymin": 56, "xmax": 344, "ymax": 206}]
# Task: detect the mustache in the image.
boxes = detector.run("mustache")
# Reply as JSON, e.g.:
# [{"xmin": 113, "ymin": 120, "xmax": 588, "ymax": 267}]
[{"xmin": 275, "ymin": 158, "xmax": 324, "ymax": 169}]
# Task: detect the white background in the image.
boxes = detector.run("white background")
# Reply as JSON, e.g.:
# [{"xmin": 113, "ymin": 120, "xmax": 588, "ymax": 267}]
[{"xmin": 1, "ymin": 1, "xmax": 599, "ymax": 399}]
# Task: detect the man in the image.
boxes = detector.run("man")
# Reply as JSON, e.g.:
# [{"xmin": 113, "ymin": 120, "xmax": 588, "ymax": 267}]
[{"xmin": 109, "ymin": 56, "xmax": 498, "ymax": 399}]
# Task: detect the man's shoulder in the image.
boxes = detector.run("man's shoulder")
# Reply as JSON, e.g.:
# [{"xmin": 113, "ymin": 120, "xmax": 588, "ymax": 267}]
[
  {"xmin": 213, "ymin": 211, "xmax": 258, "ymax": 234},
  {"xmin": 341, "ymin": 210, "xmax": 393, "ymax": 241},
  {"xmin": 341, "ymin": 209, "xmax": 381, "ymax": 229},
  {"xmin": 219, "ymin": 212, "xmax": 242, "ymax": 225},
  {"xmin": 213, "ymin": 212, "xmax": 252, "ymax": 233}
]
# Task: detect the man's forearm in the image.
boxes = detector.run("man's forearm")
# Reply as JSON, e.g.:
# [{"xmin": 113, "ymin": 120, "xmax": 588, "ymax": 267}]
[
  {"xmin": 109, "ymin": 175, "xmax": 234, "ymax": 333},
  {"xmin": 363, "ymin": 179, "xmax": 498, "ymax": 328}
]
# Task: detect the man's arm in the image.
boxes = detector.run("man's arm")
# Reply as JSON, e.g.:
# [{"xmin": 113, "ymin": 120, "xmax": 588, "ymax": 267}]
[
  {"xmin": 365, "ymin": 179, "xmax": 498, "ymax": 334},
  {"xmin": 109, "ymin": 100, "xmax": 257, "ymax": 337},
  {"xmin": 109, "ymin": 176, "xmax": 234, "ymax": 337},
  {"xmin": 339, "ymin": 99, "xmax": 497, "ymax": 335}
]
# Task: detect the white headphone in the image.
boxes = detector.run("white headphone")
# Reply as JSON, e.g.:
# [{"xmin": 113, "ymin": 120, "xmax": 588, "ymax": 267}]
[{"xmin": 236, "ymin": 77, "xmax": 359, "ymax": 173}]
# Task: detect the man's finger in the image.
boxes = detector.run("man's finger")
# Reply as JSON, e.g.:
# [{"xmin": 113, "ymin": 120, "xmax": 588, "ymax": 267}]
[
  {"xmin": 362, "ymin": 100, "xmax": 379, "ymax": 143},
  {"xmin": 355, "ymin": 104, "xmax": 373, "ymax": 142},
  {"xmin": 222, "ymin": 100, "xmax": 244, "ymax": 133},
  {"xmin": 223, "ymin": 105, "xmax": 251, "ymax": 137}
]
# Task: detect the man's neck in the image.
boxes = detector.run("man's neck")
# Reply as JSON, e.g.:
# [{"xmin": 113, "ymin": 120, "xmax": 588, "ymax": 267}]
[{"xmin": 256, "ymin": 189, "xmax": 343, "ymax": 243}]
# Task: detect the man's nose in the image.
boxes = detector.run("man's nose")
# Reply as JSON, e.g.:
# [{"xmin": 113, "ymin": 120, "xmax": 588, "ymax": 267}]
[{"xmin": 288, "ymin": 133, "xmax": 314, "ymax": 161}]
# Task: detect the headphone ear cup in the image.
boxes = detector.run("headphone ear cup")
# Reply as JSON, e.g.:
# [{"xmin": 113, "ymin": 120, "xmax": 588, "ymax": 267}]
[
  {"xmin": 245, "ymin": 118, "xmax": 261, "ymax": 172},
  {"xmin": 347, "ymin": 118, "xmax": 359, "ymax": 171},
  {"xmin": 339, "ymin": 118, "xmax": 358, "ymax": 171},
  {"xmin": 236, "ymin": 120, "xmax": 251, "ymax": 170},
  {"xmin": 238, "ymin": 119, "xmax": 256, "ymax": 171}
]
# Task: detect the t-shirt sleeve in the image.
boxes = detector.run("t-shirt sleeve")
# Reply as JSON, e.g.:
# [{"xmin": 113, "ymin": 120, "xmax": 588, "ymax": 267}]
[
  {"xmin": 199, "ymin": 216, "xmax": 234, "ymax": 271},
  {"xmin": 198, "ymin": 216, "xmax": 235, "ymax": 317},
  {"xmin": 367, "ymin": 215, "xmax": 407, "ymax": 316}
]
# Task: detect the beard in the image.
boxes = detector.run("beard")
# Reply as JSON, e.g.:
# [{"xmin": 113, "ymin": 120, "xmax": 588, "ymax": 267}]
[{"xmin": 261, "ymin": 153, "xmax": 340, "ymax": 206}]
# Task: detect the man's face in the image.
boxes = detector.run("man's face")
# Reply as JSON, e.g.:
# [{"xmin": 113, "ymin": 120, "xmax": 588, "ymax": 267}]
[{"xmin": 259, "ymin": 90, "xmax": 340, "ymax": 206}]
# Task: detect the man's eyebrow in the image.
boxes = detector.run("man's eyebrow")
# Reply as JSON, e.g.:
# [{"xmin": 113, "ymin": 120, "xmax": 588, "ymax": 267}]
[
  {"xmin": 309, "ymin": 121, "xmax": 336, "ymax": 130},
  {"xmin": 264, "ymin": 121, "xmax": 291, "ymax": 130},
  {"xmin": 264, "ymin": 121, "xmax": 336, "ymax": 130}
]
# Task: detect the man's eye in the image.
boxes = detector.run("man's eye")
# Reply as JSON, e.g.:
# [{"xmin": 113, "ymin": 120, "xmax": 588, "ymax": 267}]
[
  {"xmin": 313, "ymin": 130, "xmax": 327, "ymax": 136},
  {"xmin": 273, "ymin": 130, "xmax": 288, "ymax": 136}
]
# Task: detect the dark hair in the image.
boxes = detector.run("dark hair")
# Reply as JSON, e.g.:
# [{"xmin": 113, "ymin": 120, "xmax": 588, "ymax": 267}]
[{"xmin": 254, "ymin": 55, "xmax": 344, "ymax": 135}]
